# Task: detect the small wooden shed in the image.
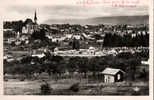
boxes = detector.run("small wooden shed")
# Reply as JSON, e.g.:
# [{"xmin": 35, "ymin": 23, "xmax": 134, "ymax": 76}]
[{"xmin": 101, "ymin": 68, "xmax": 125, "ymax": 83}]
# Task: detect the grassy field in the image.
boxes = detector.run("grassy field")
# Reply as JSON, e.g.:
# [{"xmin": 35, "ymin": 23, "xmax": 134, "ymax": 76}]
[{"xmin": 4, "ymin": 78, "xmax": 149, "ymax": 95}]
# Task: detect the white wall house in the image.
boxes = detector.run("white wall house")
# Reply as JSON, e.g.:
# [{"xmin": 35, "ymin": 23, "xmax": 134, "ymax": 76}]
[{"xmin": 102, "ymin": 68, "xmax": 125, "ymax": 83}]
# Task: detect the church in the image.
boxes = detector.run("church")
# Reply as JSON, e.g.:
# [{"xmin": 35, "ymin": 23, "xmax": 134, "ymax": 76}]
[{"xmin": 22, "ymin": 10, "xmax": 39, "ymax": 34}]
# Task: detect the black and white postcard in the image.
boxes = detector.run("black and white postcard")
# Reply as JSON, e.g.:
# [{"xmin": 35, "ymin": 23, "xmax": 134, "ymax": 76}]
[{"xmin": 0, "ymin": 0, "xmax": 153, "ymax": 99}]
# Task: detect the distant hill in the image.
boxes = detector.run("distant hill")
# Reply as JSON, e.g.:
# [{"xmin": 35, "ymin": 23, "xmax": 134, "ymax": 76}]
[{"xmin": 44, "ymin": 15, "xmax": 149, "ymax": 25}]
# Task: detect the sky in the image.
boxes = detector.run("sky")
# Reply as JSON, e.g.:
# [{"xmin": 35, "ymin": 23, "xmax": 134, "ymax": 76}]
[{"xmin": 1, "ymin": 0, "xmax": 149, "ymax": 24}]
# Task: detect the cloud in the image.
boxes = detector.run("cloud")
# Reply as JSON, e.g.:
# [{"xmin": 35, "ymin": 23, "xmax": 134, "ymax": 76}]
[{"xmin": 1, "ymin": 1, "xmax": 148, "ymax": 24}]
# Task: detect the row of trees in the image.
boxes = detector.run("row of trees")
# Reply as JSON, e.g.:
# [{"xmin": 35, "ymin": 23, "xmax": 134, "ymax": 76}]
[
  {"xmin": 4, "ymin": 20, "xmax": 24, "ymax": 32},
  {"xmin": 4, "ymin": 51, "xmax": 149, "ymax": 81},
  {"xmin": 3, "ymin": 19, "xmax": 36, "ymax": 33},
  {"xmin": 103, "ymin": 33, "xmax": 149, "ymax": 47}
]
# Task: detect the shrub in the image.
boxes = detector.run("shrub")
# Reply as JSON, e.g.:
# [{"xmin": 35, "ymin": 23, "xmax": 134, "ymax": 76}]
[
  {"xmin": 4, "ymin": 78, "xmax": 8, "ymax": 81},
  {"xmin": 40, "ymin": 81, "xmax": 52, "ymax": 95},
  {"xmin": 69, "ymin": 82, "xmax": 80, "ymax": 92},
  {"xmin": 19, "ymin": 76, "xmax": 25, "ymax": 81}
]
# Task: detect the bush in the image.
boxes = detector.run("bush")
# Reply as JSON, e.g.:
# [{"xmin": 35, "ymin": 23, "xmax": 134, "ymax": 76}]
[
  {"xmin": 4, "ymin": 78, "xmax": 8, "ymax": 81},
  {"xmin": 40, "ymin": 81, "xmax": 52, "ymax": 95},
  {"xmin": 69, "ymin": 82, "xmax": 80, "ymax": 92},
  {"xmin": 19, "ymin": 76, "xmax": 25, "ymax": 81}
]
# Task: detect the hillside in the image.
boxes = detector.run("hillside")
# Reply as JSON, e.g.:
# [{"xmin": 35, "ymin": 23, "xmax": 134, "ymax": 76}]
[{"xmin": 44, "ymin": 15, "xmax": 149, "ymax": 25}]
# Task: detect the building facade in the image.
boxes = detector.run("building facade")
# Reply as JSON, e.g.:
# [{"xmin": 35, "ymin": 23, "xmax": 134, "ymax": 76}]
[{"xmin": 102, "ymin": 68, "xmax": 125, "ymax": 83}]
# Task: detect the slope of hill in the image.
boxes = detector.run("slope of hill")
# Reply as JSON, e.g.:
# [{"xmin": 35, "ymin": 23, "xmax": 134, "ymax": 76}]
[{"xmin": 44, "ymin": 15, "xmax": 149, "ymax": 25}]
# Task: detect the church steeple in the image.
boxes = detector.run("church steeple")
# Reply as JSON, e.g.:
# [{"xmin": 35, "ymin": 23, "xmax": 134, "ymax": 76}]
[{"xmin": 34, "ymin": 10, "xmax": 37, "ymax": 24}]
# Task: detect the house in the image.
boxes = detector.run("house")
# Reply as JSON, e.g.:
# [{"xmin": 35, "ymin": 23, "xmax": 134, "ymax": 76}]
[
  {"xmin": 101, "ymin": 68, "xmax": 125, "ymax": 83},
  {"xmin": 141, "ymin": 60, "xmax": 149, "ymax": 65},
  {"xmin": 4, "ymin": 54, "xmax": 15, "ymax": 62},
  {"xmin": 88, "ymin": 47, "xmax": 96, "ymax": 55},
  {"xmin": 107, "ymin": 49, "xmax": 117, "ymax": 56},
  {"xmin": 31, "ymin": 50, "xmax": 45, "ymax": 58}
]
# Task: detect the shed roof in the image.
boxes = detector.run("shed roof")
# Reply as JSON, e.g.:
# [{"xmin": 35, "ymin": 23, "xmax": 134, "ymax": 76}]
[
  {"xmin": 101, "ymin": 68, "xmax": 125, "ymax": 75},
  {"xmin": 89, "ymin": 46, "xmax": 95, "ymax": 50}
]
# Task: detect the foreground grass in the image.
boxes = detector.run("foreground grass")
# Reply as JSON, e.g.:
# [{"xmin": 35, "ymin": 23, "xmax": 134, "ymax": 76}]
[{"xmin": 4, "ymin": 78, "xmax": 149, "ymax": 95}]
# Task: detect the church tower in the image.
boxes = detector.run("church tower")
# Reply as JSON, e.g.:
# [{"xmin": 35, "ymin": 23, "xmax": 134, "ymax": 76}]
[{"xmin": 34, "ymin": 10, "xmax": 37, "ymax": 24}]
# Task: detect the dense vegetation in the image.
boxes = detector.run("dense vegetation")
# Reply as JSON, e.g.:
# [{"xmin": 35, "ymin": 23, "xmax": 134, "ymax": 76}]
[
  {"xmin": 4, "ymin": 20, "xmax": 24, "ymax": 32},
  {"xmin": 4, "ymin": 51, "xmax": 149, "ymax": 81},
  {"xmin": 103, "ymin": 33, "xmax": 149, "ymax": 47}
]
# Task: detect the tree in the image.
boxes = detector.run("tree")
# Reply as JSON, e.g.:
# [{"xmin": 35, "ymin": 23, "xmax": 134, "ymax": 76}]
[
  {"xmin": 21, "ymin": 56, "xmax": 33, "ymax": 64},
  {"xmin": 4, "ymin": 20, "xmax": 24, "ymax": 32},
  {"xmin": 117, "ymin": 52, "xmax": 133, "ymax": 59},
  {"xmin": 127, "ymin": 58, "xmax": 141, "ymax": 81},
  {"xmin": 78, "ymin": 57, "xmax": 89, "ymax": 78},
  {"xmin": 88, "ymin": 57, "xmax": 102, "ymax": 78},
  {"xmin": 103, "ymin": 33, "xmax": 149, "ymax": 47},
  {"xmin": 40, "ymin": 80, "xmax": 52, "ymax": 95},
  {"xmin": 67, "ymin": 57, "xmax": 79, "ymax": 73},
  {"xmin": 72, "ymin": 38, "xmax": 80, "ymax": 50},
  {"xmin": 31, "ymin": 28, "xmax": 47, "ymax": 41}
]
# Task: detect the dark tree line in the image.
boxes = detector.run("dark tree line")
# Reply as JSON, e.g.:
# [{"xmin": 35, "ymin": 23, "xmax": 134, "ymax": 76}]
[
  {"xmin": 4, "ymin": 20, "xmax": 24, "ymax": 32},
  {"xmin": 103, "ymin": 33, "xmax": 149, "ymax": 47},
  {"xmin": 71, "ymin": 38, "xmax": 80, "ymax": 50},
  {"xmin": 3, "ymin": 18, "xmax": 35, "ymax": 33}
]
